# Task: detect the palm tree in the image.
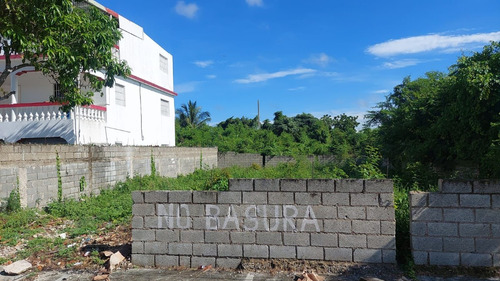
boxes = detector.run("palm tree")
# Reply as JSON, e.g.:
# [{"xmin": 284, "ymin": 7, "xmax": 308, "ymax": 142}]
[{"xmin": 176, "ymin": 100, "xmax": 211, "ymax": 128}]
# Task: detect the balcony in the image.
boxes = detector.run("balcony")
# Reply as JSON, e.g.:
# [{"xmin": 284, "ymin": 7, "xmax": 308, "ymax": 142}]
[{"xmin": 0, "ymin": 102, "xmax": 107, "ymax": 144}]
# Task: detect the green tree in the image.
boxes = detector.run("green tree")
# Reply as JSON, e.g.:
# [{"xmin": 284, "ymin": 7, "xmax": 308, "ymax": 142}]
[
  {"xmin": 176, "ymin": 100, "xmax": 211, "ymax": 128},
  {"xmin": 0, "ymin": 0, "xmax": 130, "ymax": 110}
]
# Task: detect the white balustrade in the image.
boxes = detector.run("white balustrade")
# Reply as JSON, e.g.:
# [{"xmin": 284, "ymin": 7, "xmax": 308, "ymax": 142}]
[{"xmin": 0, "ymin": 104, "xmax": 105, "ymax": 123}]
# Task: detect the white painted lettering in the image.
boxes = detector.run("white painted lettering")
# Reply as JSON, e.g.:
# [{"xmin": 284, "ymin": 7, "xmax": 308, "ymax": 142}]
[
  {"xmin": 222, "ymin": 205, "xmax": 240, "ymax": 230},
  {"xmin": 300, "ymin": 205, "xmax": 320, "ymax": 232},
  {"xmin": 283, "ymin": 205, "xmax": 298, "ymax": 232},
  {"xmin": 205, "ymin": 204, "xmax": 220, "ymax": 230},
  {"xmin": 244, "ymin": 205, "xmax": 258, "ymax": 231}
]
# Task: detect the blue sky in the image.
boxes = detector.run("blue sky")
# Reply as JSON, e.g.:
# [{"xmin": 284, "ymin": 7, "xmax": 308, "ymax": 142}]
[{"xmin": 98, "ymin": 0, "xmax": 500, "ymax": 125}]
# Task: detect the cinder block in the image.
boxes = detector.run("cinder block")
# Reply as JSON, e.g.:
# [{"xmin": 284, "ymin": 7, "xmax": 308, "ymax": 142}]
[
  {"xmin": 324, "ymin": 220, "xmax": 351, "ymax": 233},
  {"xmin": 460, "ymin": 194, "xmax": 491, "ymax": 208},
  {"xmin": 427, "ymin": 222, "xmax": 458, "ymax": 237},
  {"xmin": 132, "ymin": 229, "xmax": 155, "ymax": 241},
  {"xmin": 254, "ymin": 179, "xmax": 280, "ymax": 191},
  {"xmin": 365, "ymin": 179, "xmax": 393, "ymax": 193},
  {"xmin": 268, "ymin": 192, "xmax": 294, "ymax": 205},
  {"xmin": 335, "ymin": 179, "xmax": 363, "ymax": 193},
  {"xmin": 493, "ymin": 195, "xmax": 500, "ymax": 208},
  {"xmin": 461, "ymin": 253, "xmax": 493, "ymax": 266},
  {"xmin": 283, "ymin": 233, "xmax": 310, "ymax": 246},
  {"xmin": 132, "ymin": 216, "xmax": 144, "ymax": 228},
  {"xmin": 412, "ymin": 207, "xmax": 442, "ymax": 221},
  {"xmin": 323, "ymin": 193, "xmax": 349, "ymax": 206},
  {"xmin": 205, "ymin": 231, "xmax": 230, "ymax": 243},
  {"xmin": 493, "ymin": 224, "xmax": 500, "ymax": 238},
  {"xmin": 244, "ymin": 245, "xmax": 268, "ymax": 258},
  {"xmin": 218, "ymin": 244, "xmax": 243, "ymax": 257},
  {"xmin": 382, "ymin": 249, "xmax": 396, "ymax": 264},
  {"xmin": 132, "ymin": 254, "xmax": 154, "ymax": 267},
  {"xmin": 339, "ymin": 234, "xmax": 366, "ymax": 248},
  {"xmin": 216, "ymin": 258, "xmax": 242, "ymax": 269},
  {"xmin": 338, "ymin": 206, "xmax": 366, "ymax": 220},
  {"xmin": 352, "ymin": 220, "xmax": 380, "ymax": 234},
  {"xmin": 411, "ymin": 222, "xmax": 426, "ymax": 236},
  {"xmin": 270, "ymin": 246, "xmax": 296, "ymax": 259},
  {"xmin": 311, "ymin": 233, "xmax": 338, "ymax": 247},
  {"xmin": 295, "ymin": 192, "xmax": 321, "ymax": 205},
  {"xmin": 307, "ymin": 179, "xmax": 334, "ymax": 192},
  {"xmin": 179, "ymin": 256, "xmax": 191, "ymax": 267},
  {"xmin": 476, "ymin": 209, "xmax": 500, "ymax": 223},
  {"xmin": 429, "ymin": 194, "xmax": 459, "ymax": 207},
  {"xmin": 242, "ymin": 192, "xmax": 267, "ymax": 204},
  {"xmin": 325, "ymin": 248, "xmax": 352, "ymax": 261},
  {"xmin": 145, "ymin": 242, "xmax": 168, "ymax": 254},
  {"xmin": 443, "ymin": 237, "xmax": 475, "ymax": 252},
  {"xmin": 350, "ymin": 193, "xmax": 378, "ymax": 206},
  {"xmin": 181, "ymin": 230, "xmax": 204, "ymax": 243},
  {"xmin": 256, "ymin": 232, "xmax": 283, "ymax": 245},
  {"xmin": 168, "ymin": 243, "xmax": 192, "ymax": 255},
  {"xmin": 145, "ymin": 191, "xmax": 169, "ymax": 203},
  {"xmin": 297, "ymin": 246, "xmax": 323, "ymax": 260},
  {"xmin": 353, "ymin": 249, "xmax": 382, "ymax": 263},
  {"xmin": 230, "ymin": 232, "xmax": 256, "ymax": 244},
  {"xmin": 443, "ymin": 208, "xmax": 474, "ymax": 222},
  {"xmin": 494, "ymin": 254, "xmax": 500, "ymax": 267},
  {"xmin": 193, "ymin": 244, "xmax": 217, "ymax": 257},
  {"xmin": 440, "ymin": 180, "xmax": 472, "ymax": 193},
  {"xmin": 459, "ymin": 223, "xmax": 491, "ymax": 237},
  {"xmin": 413, "ymin": 251, "xmax": 428, "ymax": 265},
  {"xmin": 155, "ymin": 255, "xmax": 179, "ymax": 267},
  {"xmin": 474, "ymin": 180, "xmax": 500, "ymax": 194},
  {"xmin": 156, "ymin": 229, "xmax": 179, "ymax": 242},
  {"xmin": 281, "ymin": 179, "xmax": 307, "ymax": 192},
  {"xmin": 191, "ymin": 257, "xmax": 216, "ymax": 268},
  {"xmin": 168, "ymin": 191, "xmax": 192, "ymax": 203},
  {"xmin": 309, "ymin": 206, "xmax": 337, "ymax": 219},
  {"xmin": 429, "ymin": 252, "xmax": 459, "ymax": 266},
  {"xmin": 182, "ymin": 204, "xmax": 204, "ymax": 217},
  {"xmin": 229, "ymin": 179, "xmax": 254, "ymax": 191},
  {"xmin": 379, "ymin": 193, "xmax": 394, "ymax": 207},
  {"xmin": 367, "ymin": 235, "xmax": 395, "ymax": 249},
  {"xmin": 132, "ymin": 191, "xmax": 144, "ymax": 203},
  {"xmin": 412, "ymin": 237, "xmax": 442, "ymax": 251},
  {"xmin": 193, "ymin": 191, "xmax": 217, "ymax": 203},
  {"xmin": 475, "ymin": 238, "xmax": 500, "ymax": 253},
  {"xmin": 144, "ymin": 216, "xmax": 160, "ymax": 229},
  {"xmin": 218, "ymin": 192, "xmax": 242, "ymax": 204},
  {"xmin": 410, "ymin": 192, "xmax": 428, "ymax": 207},
  {"xmin": 132, "ymin": 242, "xmax": 144, "ymax": 254},
  {"xmin": 132, "ymin": 204, "xmax": 155, "ymax": 216}
]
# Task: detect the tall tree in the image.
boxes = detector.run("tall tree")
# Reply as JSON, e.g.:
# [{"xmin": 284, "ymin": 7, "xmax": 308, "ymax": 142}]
[
  {"xmin": 0, "ymin": 0, "xmax": 130, "ymax": 110},
  {"xmin": 176, "ymin": 100, "xmax": 211, "ymax": 128}
]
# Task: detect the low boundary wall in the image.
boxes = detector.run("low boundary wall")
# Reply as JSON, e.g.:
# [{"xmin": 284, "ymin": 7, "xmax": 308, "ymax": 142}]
[
  {"xmin": 0, "ymin": 145, "xmax": 217, "ymax": 208},
  {"xmin": 410, "ymin": 179, "xmax": 500, "ymax": 266},
  {"xmin": 131, "ymin": 179, "xmax": 396, "ymax": 268},
  {"xmin": 217, "ymin": 152, "xmax": 337, "ymax": 168}
]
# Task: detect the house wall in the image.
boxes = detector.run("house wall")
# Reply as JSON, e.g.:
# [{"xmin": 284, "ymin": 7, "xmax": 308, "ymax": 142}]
[
  {"xmin": 0, "ymin": 145, "xmax": 217, "ymax": 209},
  {"xmin": 131, "ymin": 179, "xmax": 396, "ymax": 268},
  {"xmin": 410, "ymin": 179, "xmax": 500, "ymax": 266}
]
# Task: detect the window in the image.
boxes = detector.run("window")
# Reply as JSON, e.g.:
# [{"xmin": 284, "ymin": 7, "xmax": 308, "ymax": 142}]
[
  {"xmin": 53, "ymin": 83, "xmax": 64, "ymax": 99},
  {"xmin": 115, "ymin": 84, "xmax": 126, "ymax": 106},
  {"xmin": 161, "ymin": 99, "xmax": 170, "ymax": 116},
  {"xmin": 159, "ymin": 54, "xmax": 169, "ymax": 74}
]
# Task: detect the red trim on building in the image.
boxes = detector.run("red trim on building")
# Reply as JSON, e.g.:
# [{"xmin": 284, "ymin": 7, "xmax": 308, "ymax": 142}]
[
  {"xmin": 113, "ymin": 44, "xmax": 120, "ymax": 50},
  {"xmin": 0, "ymin": 54, "xmax": 23, "ymax": 60},
  {"xmin": 106, "ymin": 8, "xmax": 119, "ymax": 18},
  {"xmin": 0, "ymin": 102, "xmax": 107, "ymax": 111},
  {"xmin": 128, "ymin": 74, "xmax": 178, "ymax": 96},
  {"xmin": 16, "ymin": 70, "xmax": 39, "ymax": 76}
]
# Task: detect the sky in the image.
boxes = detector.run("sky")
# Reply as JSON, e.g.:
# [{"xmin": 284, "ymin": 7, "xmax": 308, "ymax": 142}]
[{"xmin": 98, "ymin": 0, "xmax": 500, "ymax": 126}]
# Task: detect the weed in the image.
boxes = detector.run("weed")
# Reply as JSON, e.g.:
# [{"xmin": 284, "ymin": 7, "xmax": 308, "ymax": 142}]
[
  {"xmin": 79, "ymin": 176, "xmax": 86, "ymax": 192},
  {"xmin": 56, "ymin": 152, "xmax": 62, "ymax": 202},
  {"xmin": 6, "ymin": 186, "xmax": 21, "ymax": 213}
]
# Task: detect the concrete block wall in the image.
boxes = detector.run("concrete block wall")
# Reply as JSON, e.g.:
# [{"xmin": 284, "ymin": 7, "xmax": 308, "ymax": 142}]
[
  {"xmin": 218, "ymin": 152, "xmax": 337, "ymax": 168},
  {"xmin": 131, "ymin": 179, "xmax": 396, "ymax": 268},
  {"xmin": 410, "ymin": 179, "xmax": 500, "ymax": 266},
  {"xmin": 0, "ymin": 145, "xmax": 217, "ymax": 208}
]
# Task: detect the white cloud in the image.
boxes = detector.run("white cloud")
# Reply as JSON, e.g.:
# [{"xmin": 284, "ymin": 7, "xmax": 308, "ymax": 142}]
[
  {"xmin": 175, "ymin": 1, "xmax": 199, "ymax": 19},
  {"xmin": 235, "ymin": 68, "xmax": 316, "ymax": 84},
  {"xmin": 372, "ymin": 89, "xmax": 390, "ymax": 94},
  {"xmin": 367, "ymin": 31, "xmax": 500, "ymax": 57},
  {"xmin": 288, "ymin": 86, "xmax": 306, "ymax": 91},
  {"xmin": 382, "ymin": 59, "xmax": 422, "ymax": 69},
  {"xmin": 305, "ymin": 53, "xmax": 334, "ymax": 67},
  {"xmin": 246, "ymin": 0, "xmax": 263, "ymax": 7},
  {"xmin": 206, "ymin": 74, "xmax": 217, "ymax": 79},
  {"xmin": 175, "ymin": 81, "xmax": 200, "ymax": 93},
  {"xmin": 193, "ymin": 60, "xmax": 213, "ymax": 68}
]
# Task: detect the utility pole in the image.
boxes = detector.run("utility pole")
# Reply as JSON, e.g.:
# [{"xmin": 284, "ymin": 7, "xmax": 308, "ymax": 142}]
[{"xmin": 257, "ymin": 100, "xmax": 261, "ymax": 129}]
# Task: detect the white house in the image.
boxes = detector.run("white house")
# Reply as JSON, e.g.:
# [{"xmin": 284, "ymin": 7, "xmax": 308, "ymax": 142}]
[{"xmin": 0, "ymin": 0, "xmax": 176, "ymax": 146}]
